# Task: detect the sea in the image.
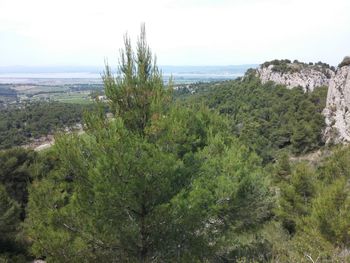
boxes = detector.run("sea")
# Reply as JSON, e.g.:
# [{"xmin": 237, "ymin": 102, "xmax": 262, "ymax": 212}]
[{"xmin": 0, "ymin": 65, "xmax": 257, "ymax": 85}]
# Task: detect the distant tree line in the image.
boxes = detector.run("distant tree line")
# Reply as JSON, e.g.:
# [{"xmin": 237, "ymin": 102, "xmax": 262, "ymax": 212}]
[
  {"xmin": 339, "ymin": 56, "xmax": 350, "ymax": 68},
  {"xmin": 261, "ymin": 59, "xmax": 335, "ymax": 74},
  {"xmin": 0, "ymin": 102, "xmax": 91, "ymax": 149}
]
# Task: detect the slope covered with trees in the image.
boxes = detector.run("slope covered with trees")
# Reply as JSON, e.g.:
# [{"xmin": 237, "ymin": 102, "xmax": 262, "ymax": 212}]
[
  {"xmin": 180, "ymin": 73, "xmax": 327, "ymax": 163},
  {"xmin": 0, "ymin": 148, "xmax": 38, "ymax": 262},
  {"xmin": 269, "ymin": 146, "xmax": 350, "ymax": 262},
  {"xmin": 2, "ymin": 26, "xmax": 350, "ymax": 262},
  {"xmin": 0, "ymin": 102, "xmax": 90, "ymax": 149}
]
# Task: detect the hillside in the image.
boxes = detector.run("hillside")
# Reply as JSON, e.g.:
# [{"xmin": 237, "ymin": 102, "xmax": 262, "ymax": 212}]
[
  {"xmin": 0, "ymin": 102, "xmax": 89, "ymax": 149},
  {"xmin": 323, "ymin": 57, "xmax": 350, "ymax": 143},
  {"xmin": 177, "ymin": 73, "xmax": 328, "ymax": 163},
  {"xmin": 2, "ymin": 63, "xmax": 350, "ymax": 262},
  {"xmin": 2, "ymin": 28, "xmax": 350, "ymax": 261},
  {"xmin": 256, "ymin": 59, "xmax": 335, "ymax": 92}
]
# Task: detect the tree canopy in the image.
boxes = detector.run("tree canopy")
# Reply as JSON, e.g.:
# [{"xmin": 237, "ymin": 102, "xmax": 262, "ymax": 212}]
[
  {"xmin": 3, "ymin": 26, "xmax": 348, "ymax": 263},
  {"xmin": 24, "ymin": 26, "xmax": 272, "ymax": 262}
]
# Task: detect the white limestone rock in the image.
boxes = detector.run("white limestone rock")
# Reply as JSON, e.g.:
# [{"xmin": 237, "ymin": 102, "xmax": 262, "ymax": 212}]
[
  {"xmin": 323, "ymin": 64, "xmax": 350, "ymax": 144},
  {"xmin": 257, "ymin": 63, "xmax": 334, "ymax": 92}
]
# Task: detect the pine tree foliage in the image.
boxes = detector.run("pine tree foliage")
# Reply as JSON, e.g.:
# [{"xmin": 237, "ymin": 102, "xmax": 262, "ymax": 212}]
[
  {"xmin": 0, "ymin": 185, "xmax": 20, "ymax": 243},
  {"xmin": 25, "ymin": 26, "xmax": 272, "ymax": 262},
  {"xmin": 103, "ymin": 24, "xmax": 169, "ymax": 134}
]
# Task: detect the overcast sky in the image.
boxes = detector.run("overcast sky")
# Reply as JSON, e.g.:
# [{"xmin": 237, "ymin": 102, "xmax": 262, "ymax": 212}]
[{"xmin": 0, "ymin": 0, "xmax": 349, "ymax": 67}]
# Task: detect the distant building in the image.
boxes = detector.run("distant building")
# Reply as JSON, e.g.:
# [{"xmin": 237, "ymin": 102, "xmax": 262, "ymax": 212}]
[{"xmin": 97, "ymin": 95, "xmax": 107, "ymax": 101}]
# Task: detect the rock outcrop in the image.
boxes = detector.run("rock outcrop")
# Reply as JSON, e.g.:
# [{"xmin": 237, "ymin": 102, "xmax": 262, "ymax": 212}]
[
  {"xmin": 256, "ymin": 60, "xmax": 334, "ymax": 92},
  {"xmin": 323, "ymin": 61, "xmax": 350, "ymax": 144}
]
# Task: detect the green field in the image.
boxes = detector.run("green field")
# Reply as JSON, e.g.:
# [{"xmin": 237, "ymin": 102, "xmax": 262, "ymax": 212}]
[{"xmin": 6, "ymin": 83, "xmax": 102, "ymax": 105}]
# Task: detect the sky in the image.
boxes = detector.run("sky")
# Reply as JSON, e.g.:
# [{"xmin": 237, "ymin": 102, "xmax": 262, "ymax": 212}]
[{"xmin": 0, "ymin": 0, "xmax": 349, "ymax": 67}]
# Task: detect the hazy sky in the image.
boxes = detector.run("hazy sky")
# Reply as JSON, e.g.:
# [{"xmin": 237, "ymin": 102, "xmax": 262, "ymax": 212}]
[{"xmin": 0, "ymin": 0, "xmax": 349, "ymax": 66}]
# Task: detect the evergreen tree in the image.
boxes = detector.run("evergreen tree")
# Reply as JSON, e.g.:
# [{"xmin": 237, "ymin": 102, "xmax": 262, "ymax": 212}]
[
  {"xmin": 103, "ymin": 24, "xmax": 169, "ymax": 134},
  {"xmin": 0, "ymin": 185, "xmax": 23, "ymax": 261},
  {"xmin": 0, "ymin": 148, "xmax": 36, "ymax": 218},
  {"xmin": 25, "ymin": 26, "xmax": 272, "ymax": 262},
  {"xmin": 0, "ymin": 185, "xmax": 20, "ymax": 244}
]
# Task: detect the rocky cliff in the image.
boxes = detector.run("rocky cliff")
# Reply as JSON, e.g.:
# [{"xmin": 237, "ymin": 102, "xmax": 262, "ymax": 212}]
[
  {"xmin": 323, "ymin": 58, "xmax": 350, "ymax": 144},
  {"xmin": 256, "ymin": 60, "xmax": 335, "ymax": 92}
]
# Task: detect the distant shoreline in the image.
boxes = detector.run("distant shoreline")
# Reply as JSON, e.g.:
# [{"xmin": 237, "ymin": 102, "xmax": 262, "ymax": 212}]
[{"xmin": 0, "ymin": 65, "xmax": 257, "ymax": 85}]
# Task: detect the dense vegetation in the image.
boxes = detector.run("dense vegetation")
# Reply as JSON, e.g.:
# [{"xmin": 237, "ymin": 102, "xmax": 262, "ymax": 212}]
[
  {"xmin": 23, "ymin": 27, "xmax": 272, "ymax": 262},
  {"xmin": 0, "ymin": 148, "xmax": 37, "ymax": 262},
  {"xmin": 261, "ymin": 59, "xmax": 335, "ymax": 75},
  {"xmin": 180, "ymin": 74, "xmax": 328, "ymax": 163},
  {"xmin": 0, "ymin": 86, "xmax": 17, "ymax": 97},
  {"xmin": 269, "ymin": 146, "xmax": 350, "ymax": 261},
  {"xmin": 0, "ymin": 102, "xmax": 90, "ymax": 149},
  {"xmin": 0, "ymin": 86, "xmax": 17, "ymax": 105},
  {"xmin": 2, "ymin": 27, "xmax": 350, "ymax": 262},
  {"xmin": 339, "ymin": 56, "xmax": 350, "ymax": 68}
]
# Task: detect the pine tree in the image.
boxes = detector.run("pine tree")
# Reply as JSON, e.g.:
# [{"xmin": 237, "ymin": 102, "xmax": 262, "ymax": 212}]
[
  {"xmin": 25, "ymin": 25, "xmax": 272, "ymax": 262},
  {"xmin": 103, "ymin": 23, "xmax": 169, "ymax": 134},
  {"xmin": 0, "ymin": 185, "xmax": 21, "ymax": 256}
]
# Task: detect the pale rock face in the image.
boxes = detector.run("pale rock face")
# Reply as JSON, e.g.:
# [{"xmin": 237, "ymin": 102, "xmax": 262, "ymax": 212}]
[
  {"xmin": 323, "ymin": 65, "xmax": 350, "ymax": 144},
  {"xmin": 257, "ymin": 65, "xmax": 333, "ymax": 92}
]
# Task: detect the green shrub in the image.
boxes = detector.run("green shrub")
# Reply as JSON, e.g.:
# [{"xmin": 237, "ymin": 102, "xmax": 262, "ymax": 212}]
[{"xmin": 338, "ymin": 56, "xmax": 350, "ymax": 68}]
